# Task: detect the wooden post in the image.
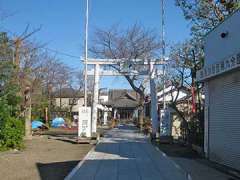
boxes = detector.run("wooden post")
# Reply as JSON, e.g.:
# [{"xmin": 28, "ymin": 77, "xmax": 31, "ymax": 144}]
[{"xmin": 45, "ymin": 107, "xmax": 48, "ymax": 124}]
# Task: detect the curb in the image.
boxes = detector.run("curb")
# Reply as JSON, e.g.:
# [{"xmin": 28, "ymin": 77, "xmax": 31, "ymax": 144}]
[
  {"xmin": 153, "ymin": 145, "xmax": 192, "ymax": 180},
  {"xmin": 64, "ymin": 145, "xmax": 96, "ymax": 180}
]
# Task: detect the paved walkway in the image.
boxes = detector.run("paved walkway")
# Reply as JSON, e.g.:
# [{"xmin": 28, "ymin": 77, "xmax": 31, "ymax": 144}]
[{"xmin": 66, "ymin": 124, "xmax": 189, "ymax": 180}]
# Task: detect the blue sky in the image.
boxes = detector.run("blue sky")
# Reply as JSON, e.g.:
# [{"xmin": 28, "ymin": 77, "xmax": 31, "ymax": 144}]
[{"xmin": 0, "ymin": 0, "xmax": 191, "ymax": 89}]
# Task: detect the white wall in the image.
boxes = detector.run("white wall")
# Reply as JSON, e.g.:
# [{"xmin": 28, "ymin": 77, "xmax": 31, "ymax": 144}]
[
  {"xmin": 158, "ymin": 90, "xmax": 187, "ymax": 102},
  {"xmin": 205, "ymin": 10, "xmax": 240, "ymax": 66},
  {"xmin": 99, "ymin": 95, "xmax": 108, "ymax": 103},
  {"xmin": 55, "ymin": 97, "xmax": 84, "ymax": 113},
  {"xmin": 72, "ymin": 98, "xmax": 84, "ymax": 112},
  {"xmin": 55, "ymin": 98, "xmax": 69, "ymax": 108}
]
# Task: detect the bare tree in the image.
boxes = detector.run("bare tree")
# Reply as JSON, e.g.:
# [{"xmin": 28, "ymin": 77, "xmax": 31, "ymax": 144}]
[
  {"xmin": 90, "ymin": 24, "xmax": 161, "ymax": 128},
  {"xmin": 17, "ymin": 39, "xmax": 74, "ymax": 121},
  {"xmin": 75, "ymin": 70, "xmax": 94, "ymax": 92},
  {"xmin": 168, "ymin": 39, "xmax": 204, "ymax": 145}
]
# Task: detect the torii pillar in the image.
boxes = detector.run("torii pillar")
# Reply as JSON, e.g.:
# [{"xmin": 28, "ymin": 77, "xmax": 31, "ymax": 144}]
[
  {"xmin": 149, "ymin": 63, "xmax": 158, "ymax": 138},
  {"xmin": 91, "ymin": 64, "xmax": 99, "ymax": 134}
]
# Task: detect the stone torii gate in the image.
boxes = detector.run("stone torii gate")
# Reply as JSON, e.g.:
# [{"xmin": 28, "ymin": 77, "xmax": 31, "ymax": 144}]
[
  {"xmin": 81, "ymin": 0, "xmax": 168, "ymax": 139},
  {"xmin": 85, "ymin": 58, "xmax": 165, "ymax": 137}
]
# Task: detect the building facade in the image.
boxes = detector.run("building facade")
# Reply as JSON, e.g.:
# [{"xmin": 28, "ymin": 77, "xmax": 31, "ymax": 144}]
[
  {"xmin": 197, "ymin": 10, "xmax": 240, "ymax": 171},
  {"xmin": 104, "ymin": 89, "xmax": 139, "ymax": 121},
  {"xmin": 51, "ymin": 88, "xmax": 84, "ymax": 117}
]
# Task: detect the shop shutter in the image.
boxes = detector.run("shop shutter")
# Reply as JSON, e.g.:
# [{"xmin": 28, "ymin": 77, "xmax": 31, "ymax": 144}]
[{"xmin": 208, "ymin": 70, "xmax": 240, "ymax": 170}]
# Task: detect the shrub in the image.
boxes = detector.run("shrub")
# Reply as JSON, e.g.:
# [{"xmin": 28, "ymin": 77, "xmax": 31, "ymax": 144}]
[
  {"xmin": 0, "ymin": 116, "xmax": 24, "ymax": 151},
  {"xmin": 0, "ymin": 47, "xmax": 24, "ymax": 151},
  {"xmin": 65, "ymin": 117, "xmax": 72, "ymax": 127}
]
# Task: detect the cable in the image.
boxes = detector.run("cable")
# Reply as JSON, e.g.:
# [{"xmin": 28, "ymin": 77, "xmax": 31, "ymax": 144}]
[
  {"xmin": 42, "ymin": 47, "xmax": 81, "ymax": 59},
  {"xmin": 1, "ymin": 27, "xmax": 82, "ymax": 60}
]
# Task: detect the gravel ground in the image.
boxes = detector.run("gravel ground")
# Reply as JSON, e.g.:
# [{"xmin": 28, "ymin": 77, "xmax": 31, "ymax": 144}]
[{"xmin": 0, "ymin": 135, "xmax": 93, "ymax": 180}]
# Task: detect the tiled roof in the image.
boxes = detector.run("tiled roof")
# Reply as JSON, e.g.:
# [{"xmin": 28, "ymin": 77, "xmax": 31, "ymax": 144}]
[{"xmin": 52, "ymin": 88, "xmax": 84, "ymax": 98}]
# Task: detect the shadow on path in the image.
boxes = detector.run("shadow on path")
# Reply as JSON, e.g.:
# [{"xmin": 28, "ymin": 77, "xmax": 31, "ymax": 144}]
[{"xmin": 36, "ymin": 161, "xmax": 80, "ymax": 180}]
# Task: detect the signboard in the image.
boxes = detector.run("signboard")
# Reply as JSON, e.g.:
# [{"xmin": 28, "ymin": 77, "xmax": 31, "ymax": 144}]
[
  {"xmin": 197, "ymin": 51, "xmax": 240, "ymax": 81},
  {"xmin": 78, "ymin": 107, "xmax": 91, "ymax": 138},
  {"xmin": 160, "ymin": 109, "xmax": 172, "ymax": 136}
]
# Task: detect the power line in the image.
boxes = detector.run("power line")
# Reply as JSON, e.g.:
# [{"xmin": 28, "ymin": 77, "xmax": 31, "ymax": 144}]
[
  {"xmin": 42, "ymin": 47, "xmax": 81, "ymax": 59},
  {"xmin": 1, "ymin": 27, "xmax": 82, "ymax": 60}
]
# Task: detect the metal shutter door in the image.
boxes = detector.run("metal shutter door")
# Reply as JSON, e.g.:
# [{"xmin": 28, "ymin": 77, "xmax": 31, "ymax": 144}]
[{"xmin": 208, "ymin": 70, "xmax": 240, "ymax": 171}]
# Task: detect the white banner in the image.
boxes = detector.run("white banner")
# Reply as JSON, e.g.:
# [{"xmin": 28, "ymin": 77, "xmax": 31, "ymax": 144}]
[{"xmin": 78, "ymin": 107, "xmax": 91, "ymax": 138}]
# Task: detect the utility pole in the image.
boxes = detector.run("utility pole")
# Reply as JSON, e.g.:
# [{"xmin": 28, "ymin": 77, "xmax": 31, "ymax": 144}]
[
  {"xmin": 159, "ymin": 0, "xmax": 172, "ymax": 139},
  {"xmin": 82, "ymin": 0, "xmax": 99, "ymax": 135},
  {"xmin": 161, "ymin": 0, "xmax": 166, "ymax": 110},
  {"xmin": 84, "ymin": 0, "xmax": 89, "ymax": 107},
  {"xmin": 77, "ymin": 0, "xmax": 92, "ymax": 139}
]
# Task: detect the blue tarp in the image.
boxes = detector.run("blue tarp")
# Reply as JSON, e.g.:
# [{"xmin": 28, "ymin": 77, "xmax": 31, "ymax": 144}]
[
  {"xmin": 51, "ymin": 117, "xmax": 65, "ymax": 128},
  {"xmin": 32, "ymin": 120, "xmax": 44, "ymax": 129}
]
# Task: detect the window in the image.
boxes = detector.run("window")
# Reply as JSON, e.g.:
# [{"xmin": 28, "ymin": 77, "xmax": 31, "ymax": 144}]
[{"xmin": 69, "ymin": 98, "xmax": 77, "ymax": 105}]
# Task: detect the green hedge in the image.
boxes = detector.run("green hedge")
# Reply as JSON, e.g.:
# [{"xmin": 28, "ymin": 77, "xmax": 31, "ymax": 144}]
[{"xmin": 0, "ymin": 116, "xmax": 24, "ymax": 151}]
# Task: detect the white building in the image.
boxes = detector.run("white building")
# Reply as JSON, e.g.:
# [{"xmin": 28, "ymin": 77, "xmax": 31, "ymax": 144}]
[
  {"xmin": 99, "ymin": 94, "xmax": 108, "ymax": 104},
  {"xmin": 158, "ymin": 86, "xmax": 190, "ymax": 139},
  {"xmin": 145, "ymin": 86, "xmax": 190, "ymax": 139},
  {"xmin": 52, "ymin": 88, "xmax": 84, "ymax": 116},
  {"xmin": 197, "ymin": 10, "xmax": 240, "ymax": 171},
  {"xmin": 157, "ymin": 86, "xmax": 188, "ymax": 103}
]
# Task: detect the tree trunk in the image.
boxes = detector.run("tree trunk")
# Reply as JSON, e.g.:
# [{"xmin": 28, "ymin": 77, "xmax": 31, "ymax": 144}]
[
  {"xmin": 24, "ymin": 87, "xmax": 32, "ymax": 139},
  {"xmin": 25, "ymin": 105, "xmax": 32, "ymax": 139}
]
